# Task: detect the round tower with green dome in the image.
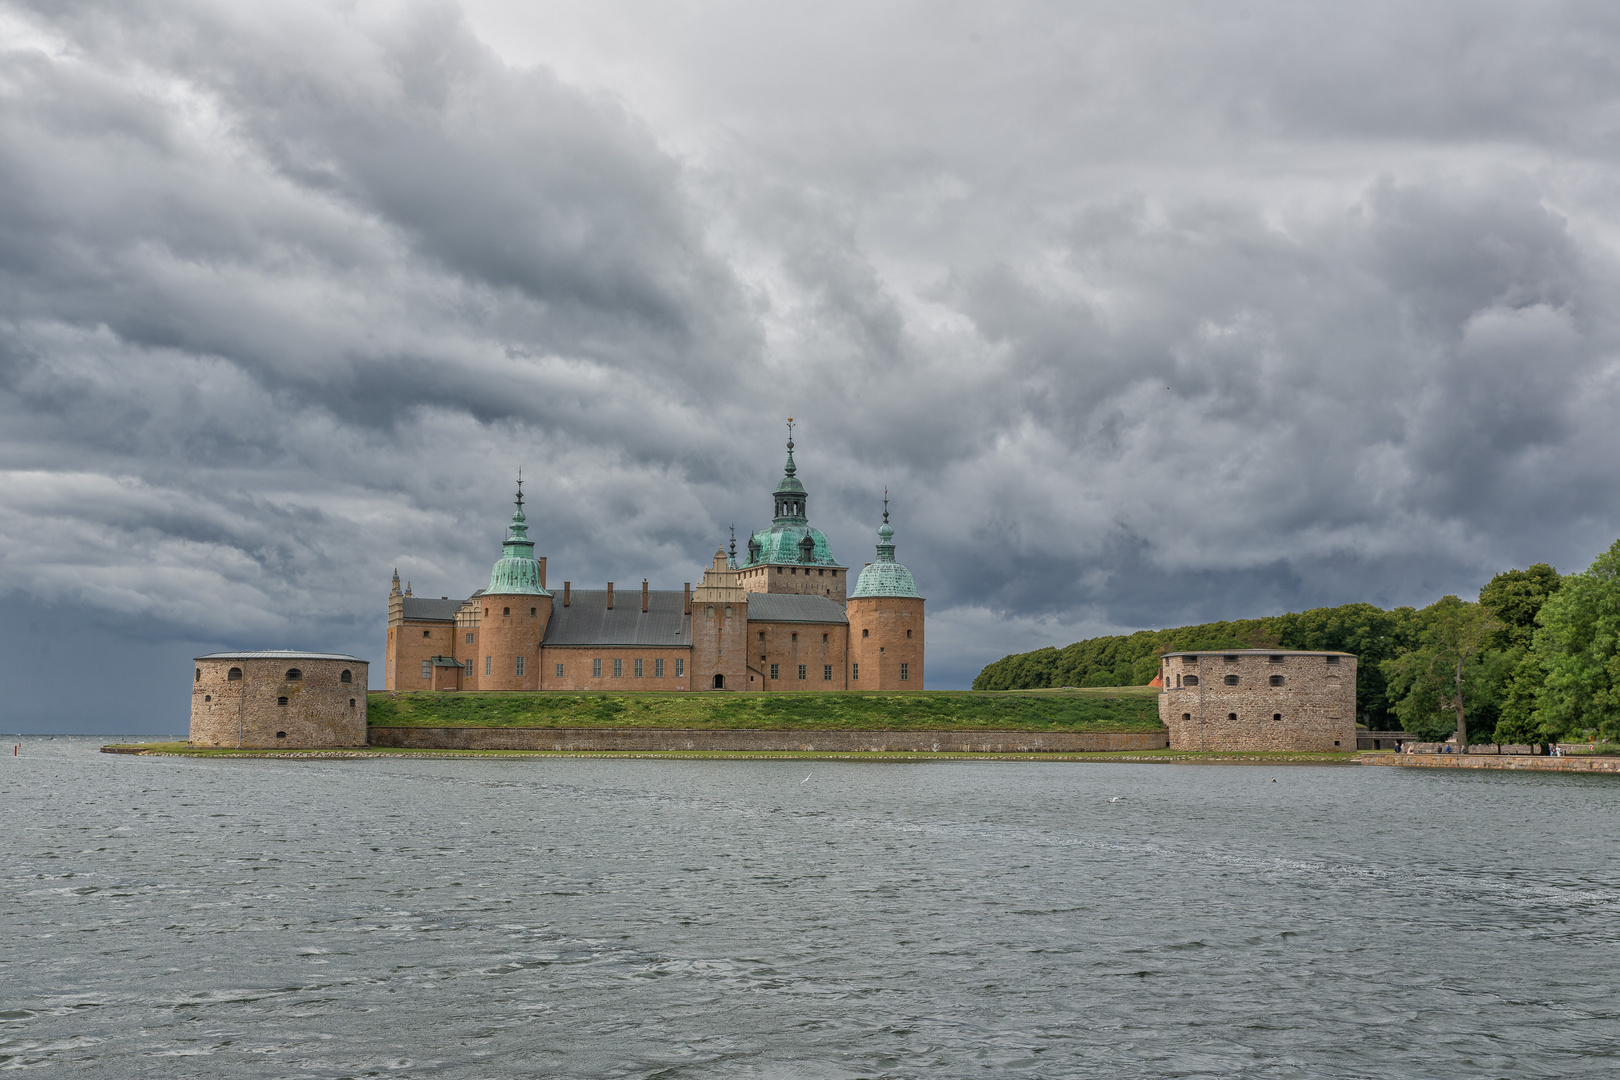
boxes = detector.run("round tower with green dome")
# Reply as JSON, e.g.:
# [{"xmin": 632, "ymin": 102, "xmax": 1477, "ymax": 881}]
[
  {"xmin": 847, "ymin": 495, "xmax": 924, "ymax": 689},
  {"xmin": 479, "ymin": 479, "xmax": 552, "ymax": 691},
  {"xmin": 737, "ymin": 420, "xmax": 850, "ymax": 602}
]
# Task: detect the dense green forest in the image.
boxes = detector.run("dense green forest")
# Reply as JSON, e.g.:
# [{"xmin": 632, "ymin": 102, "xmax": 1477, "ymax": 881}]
[{"xmin": 973, "ymin": 539, "xmax": 1620, "ymax": 745}]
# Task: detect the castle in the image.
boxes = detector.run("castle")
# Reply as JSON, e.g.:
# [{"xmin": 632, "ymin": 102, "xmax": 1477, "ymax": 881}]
[{"xmin": 386, "ymin": 429, "xmax": 924, "ymax": 693}]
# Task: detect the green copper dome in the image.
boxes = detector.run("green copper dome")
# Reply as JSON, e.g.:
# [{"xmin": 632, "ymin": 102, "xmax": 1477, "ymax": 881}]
[
  {"xmin": 851, "ymin": 507, "xmax": 920, "ymax": 598},
  {"xmin": 487, "ymin": 483, "xmax": 550, "ymax": 596},
  {"xmin": 742, "ymin": 428, "xmax": 841, "ymax": 567}
]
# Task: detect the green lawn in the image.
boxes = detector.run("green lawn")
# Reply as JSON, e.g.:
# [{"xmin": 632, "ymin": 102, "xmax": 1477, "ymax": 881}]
[{"xmin": 365, "ymin": 687, "xmax": 1166, "ymax": 732}]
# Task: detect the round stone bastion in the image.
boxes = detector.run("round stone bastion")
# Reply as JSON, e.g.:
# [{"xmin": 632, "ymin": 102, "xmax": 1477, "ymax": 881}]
[
  {"xmin": 191, "ymin": 651, "xmax": 368, "ymax": 748},
  {"xmin": 1158, "ymin": 649, "xmax": 1357, "ymax": 752}
]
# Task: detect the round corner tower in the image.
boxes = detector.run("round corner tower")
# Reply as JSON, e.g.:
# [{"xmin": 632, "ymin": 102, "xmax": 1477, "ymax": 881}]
[
  {"xmin": 478, "ymin": 480, "xmax": 552, "ymax": 691},
  {"xmin": 191, "ymin": 651, "xmax": 368, "ymax": 748},
  {"xmin": 846, "ymin": 501, "xmax": 924, "ymax": 689}
]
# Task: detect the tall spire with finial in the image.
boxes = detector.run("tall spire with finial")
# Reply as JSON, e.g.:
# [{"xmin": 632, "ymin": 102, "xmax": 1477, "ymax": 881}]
[
  {"xmin": 728, "ymin": 525, "xmax": 738, "ymax": 568},
  {"xmin": 486, "ymin": 471, "xmax": 549, "ymax": 595},
  {"xmin": 772, "ymin": 417, "xmax": 808, "ymax": 523},
  {"xmin": 850, "ymin": 491, "xmax": 917, "ymax": 598}
]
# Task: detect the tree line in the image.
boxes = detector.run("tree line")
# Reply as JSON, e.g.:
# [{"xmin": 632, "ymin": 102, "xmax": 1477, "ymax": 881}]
[{"xmin": 972, "ymin": 539, "xmax": 1620, "ymax": 745}]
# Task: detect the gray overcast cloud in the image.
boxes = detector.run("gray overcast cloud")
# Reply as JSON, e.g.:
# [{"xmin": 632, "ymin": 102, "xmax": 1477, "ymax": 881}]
[{"xmin": 3, "ymin": 0, "xmax": 1619, "ymax": 730}]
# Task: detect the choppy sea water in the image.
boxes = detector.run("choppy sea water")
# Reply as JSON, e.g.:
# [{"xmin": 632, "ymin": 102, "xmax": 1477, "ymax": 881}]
[{"xmin": 3, "ymin": 741, "xmax": 1619, "ymax": 1078}]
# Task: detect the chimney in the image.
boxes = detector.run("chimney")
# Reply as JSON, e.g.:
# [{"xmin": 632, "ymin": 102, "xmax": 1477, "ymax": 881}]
[
  {"xmin": 684, "ymin": 583, "xmax": 691, "ymax": 615},
  {"xmin": 563, "ymin": 582, "xmax": 571, "ymax": 607},
  {"xmin": 539, "ymin": 557, "xmax": 547, "ymax": 589},
  {"xmin": 642, "ymin": 579, "xmax": 649, "ymax": 612},
  {"xmin": 607, "ymin": 582, "xmax": 614, "ymax": 609}
]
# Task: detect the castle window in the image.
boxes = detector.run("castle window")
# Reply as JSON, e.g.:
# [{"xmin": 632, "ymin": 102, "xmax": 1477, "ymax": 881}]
[
  {"xmin": 516, "ymin": 656, "xmax": 525, "ymax": 677},
  {"xmin": 1184, "ymin": 675, "xmax": 1199, "ymax": 686},
  {"xmin": 276, "ymin": 731, "xmax": 286, "ymax": 738},
  {"xmin": 466, "ymin": 633, "xmax": 474, "ymax": 644},
  {"xmin": 204, "ymin": 694, "xmax": 211, "ymax": 702},
  {"xmin": 1224, "ymin": 655, "xmax": 1239, "ymax": 664},
  {"xmin": 277, "ymin": 697, "xmax": 288, "ymax": 706},
  {"xmin": 675, "ymin": 659, "xmax": 684, "ymax": 677},
  {"xmin": 423, "ymin": 630, "xmax": 430, "ymax": 638},
  {"xmin": 771, "ymin": 663, "xmax": 779, "ymax": 679},
  {"xmin": 285, "ymin": 668, "xmax": 301, "ymax": 681},
  {"xmin": 797, "ymin": 664, "xmax": 807, "ymax": 680},
  {"xmin": 228, "ymin": 667, "xmax": 242, "ymax": 681},
  {"xmin": 1326, "ymin": 655, "xmax": 1341, "ymax": 665},
  {"xmin": 822, "ymin": 633, "xmax": 829, "ymax": 643},
  {"xmin": 791, "ymin": 568, "xmax": 796, "ymax": 574},
  {"xmin": 1224, "ymin": 674, "xmax": 1239, "ymax": 685},
  {"xmin": 725, "ymin": 606, "xmax": 732, "ymax": 617},
  {"xmin": 655, "ymin": 659, "xmax": 664, "ymax": 677},
  {"xmin": 823, "ymin": 665, "xmax": 833, "ymax": 681},
  {"xmin": 1273, "ymin": 713, "xmax": 1282, "ymax": 722},
  {"xmin": 340, "ymin": 670, "xmax": 352, "ymax": 684},
  {"xmin": 707, "ymin": 606, "xmax": 714, "ymax": 619},
  {"xmin": 530, "ymin": 607, "xmax": 536, "ymax": 617},
  {"xmin": 862, "ymin": 629, "xmax": 869, "ymax": 638},
  {"xmin": 593, "ymin": 659, "xmax": 603, "ymax": 677},
  {"xmin": 852, "ymin": 663, "xmax": 859, "ymax": 680},
  {"xmin": 1228, "ymin": 713, "xmax": 1237, "ymax": 722},
  {"xmin": 503, "ymin": 607, "xmax": 510, "ymax": 616},
  {"xmin": 195, "ymin": 668, "xmax": 201, "ymax": 682},
  {"xmin": 1182, "ymin": 713, "xmax": 1191, "ymax": 723},
  {"xmin": 819, "ymin": 569, "xmax": 825, "ymax": 576},
  {"xmin": 556, "ymin": 663, "xmax": 564, "ymax": 678},
  {"xmin": 1270, "ymin": 675, "xmax": 1284, "ymax": 687},
  {"xmin": 349, "ymin": 698, "xmax": 356, "ymax": 708},
  {"xmin": 906, "ymin": 630, "xmax": 912, "ymax": 638},
  {"xmin": 1175, "ymin": 674, "xmax": 1181, "ymax": 687},
  {"xmin": 791, "ymin": 632, "xmax": 798, "ymax": 642},
  {"xmin": 1183, "ymin": 656, "xmax": 1197, "ymax": 665},
  {"xmin": 422, "ymin": 661, "xmax": 431, "ymax": 680},
  {"xmin": 486, "ymin": 656, "xmax": 492, "ymax": 676},
  {"xmin": 634, "ymin": 659, "xmax": 644, "ymax": 677},
  {"xmin": 777, "ymin": 567, "xmax": 782, "ymax": 574},
  {"xmin": 484, "ymin": 607, "xmax": 489, "ymax": 616},
  {"xmin": 1269, "ymin": 655, "xmax": 1286, "ymax": 664},
  {"xmin": 613, "ymin": 659, "xmax": 623, "ymax": 677},
  {"xmin": 759, "ymin": 632, "xmax": 765, "ymax": 640},
  {"xmin": 900, "ymin": 662, "xmax": 909, "ymax": 681}
]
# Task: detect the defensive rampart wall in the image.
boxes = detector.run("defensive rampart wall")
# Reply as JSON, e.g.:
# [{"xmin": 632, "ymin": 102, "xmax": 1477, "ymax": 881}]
[{"xmin": 367, "ymin": 727, "xmax": 1169, "ymax": 753}]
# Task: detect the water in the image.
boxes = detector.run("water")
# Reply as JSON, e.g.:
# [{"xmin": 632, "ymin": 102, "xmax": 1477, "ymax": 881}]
[{"xmin": 3, "ymin": 741, "xmax": 1619, "ymax": 1078}]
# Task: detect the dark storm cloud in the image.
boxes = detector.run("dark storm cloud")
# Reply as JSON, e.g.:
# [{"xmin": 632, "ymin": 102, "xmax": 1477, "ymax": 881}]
[{"xmin": 3, "ymin": 0, "xmax": 1620, "ymax": 725}]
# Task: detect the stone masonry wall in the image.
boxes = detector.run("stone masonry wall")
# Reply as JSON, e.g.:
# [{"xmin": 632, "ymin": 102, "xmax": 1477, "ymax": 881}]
[
  {"xmin": 539, "ymin": 647, "xmax": 695, "ymax": 691},
  {"xmin": 1158, "ymin": 651, "xmax": 1356, "ymax": 752},
  {"xmin": 369, "ymin": 726, "xmax": 1169, "ymax": 753},
  {"xmin": 192, "ymin": 657, "xmax": 367, "ymax": 748}
]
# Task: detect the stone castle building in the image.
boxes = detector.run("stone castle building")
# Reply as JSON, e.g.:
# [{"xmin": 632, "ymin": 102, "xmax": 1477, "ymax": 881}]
[
  {"xmin": 1157, "ymin": 650, "xmax": 1356, "ymax": 751},
  {"xmin": 191, "ymin": 650, "xmax": 368, "ymax": 747},
  {"xmin": 386, "ymin": 432, "xmax": 924, "ymax": 693}
]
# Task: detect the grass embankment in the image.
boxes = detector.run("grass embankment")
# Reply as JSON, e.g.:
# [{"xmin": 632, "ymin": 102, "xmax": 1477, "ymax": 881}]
[{"xmin": 366, "ymin": 687, "xmax": 1164, "ymax": 732}]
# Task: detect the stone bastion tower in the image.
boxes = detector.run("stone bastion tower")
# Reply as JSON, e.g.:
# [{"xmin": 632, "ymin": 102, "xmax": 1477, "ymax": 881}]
[
  {"xmin": 191, "ymin": 650, "xmax": 368, "ymax": 748},
  {"xmin": 846, "ymin": 496, "xmax": 925, "ymax": 689},
  {"xmin": 1157, "ymin": 650, "xmax": 1357, "ymax": 751}
]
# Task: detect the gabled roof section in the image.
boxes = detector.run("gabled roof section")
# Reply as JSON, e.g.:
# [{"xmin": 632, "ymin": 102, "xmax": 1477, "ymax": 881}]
[
  {"xmin": 544, "ymin": 589, "xmax": 692, "ymax": 646},
  {"xmin": 401, "ymin": 597, "xmax": 462, "ymax": 622},
  {"xmin": 744, "ymin": 593, "xmax": 848, "ymax": 624}
]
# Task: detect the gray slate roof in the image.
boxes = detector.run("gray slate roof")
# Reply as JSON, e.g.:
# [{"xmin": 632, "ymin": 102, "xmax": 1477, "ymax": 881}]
[
  {"xmin": 545, "ymin": 589, "xmax": 692, "ymax": 646},
  {"xmin": 743, "ymin": 593, "xmax": 848, "ymax": 624},
  {"xmin": 401, "ymin": 597, "xmax": 463, "ymax": 621},
  {"xmin": 196, "ymin": 650, "xmax": 367, "ymax": 662}
]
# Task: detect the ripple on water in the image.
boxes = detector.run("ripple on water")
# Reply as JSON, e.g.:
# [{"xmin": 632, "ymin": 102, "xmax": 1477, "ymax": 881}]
[{"xmin": 4, "ymin": 746, "xmax": 1620, "ymax": 1078}]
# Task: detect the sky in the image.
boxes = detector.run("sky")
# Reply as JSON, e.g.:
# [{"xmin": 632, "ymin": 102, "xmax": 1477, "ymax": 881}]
[{"xmin": 4, "ymin": 0, "xmax": 1620, "ymax": 732}]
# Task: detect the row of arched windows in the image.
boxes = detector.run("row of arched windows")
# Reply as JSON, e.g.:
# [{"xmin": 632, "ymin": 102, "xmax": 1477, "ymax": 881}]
[{"xmin": 213, "ymin": 667, "xmax": 352, "ymax": 683}]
